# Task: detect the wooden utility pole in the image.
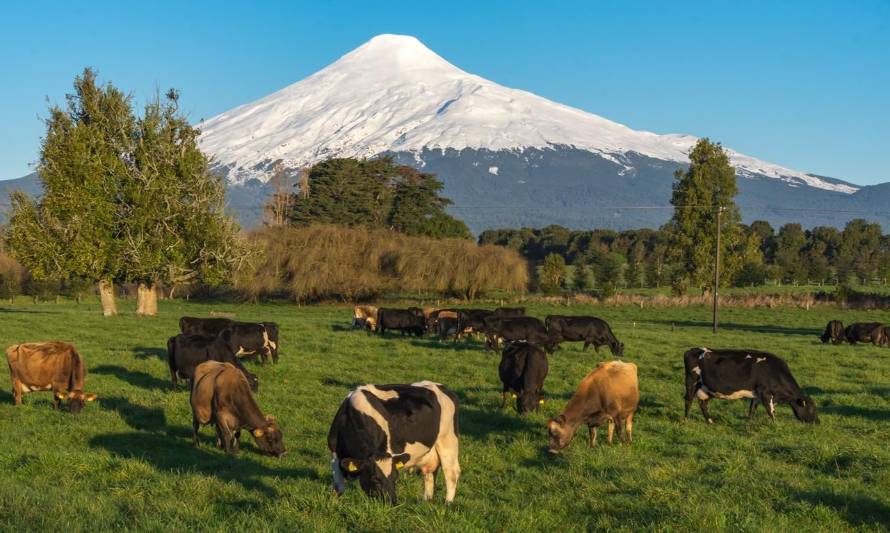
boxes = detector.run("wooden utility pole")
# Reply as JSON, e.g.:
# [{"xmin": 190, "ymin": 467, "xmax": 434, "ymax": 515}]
[{"xmin": 712, "ymin": 205, "xmax": 723, "ymax": 333}]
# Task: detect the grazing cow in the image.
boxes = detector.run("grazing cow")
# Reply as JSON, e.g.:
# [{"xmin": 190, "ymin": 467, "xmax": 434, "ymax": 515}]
[
  {"xmin": 492, "ymin": 307, "xmax": 526, "ymax": 318},
  {"xmin": 167, "ymin": 332, "xmax": 258, "ymax": 391},
  {"xmin": 377, "ymin": 308, "xmax": 426, "ymax": 337},
  {"xmin": 545, "ymin": 315, "xmax": 624, "ymax": 356},
  {"xmin": 843, "ymin": 322, "xmax": 886, "ymax": 346},
  {"xmin": 820, "ymin": 320, "xmax": 846, "ymax": 344},
  {"xmin": 483, "ymin": 316, "xmax": 559, "ymax": 353},
  {"xmin": 180, "ymin": 317, "xmax": 278, "ymax": 364},
  {"xmin": 499, "ymin": 342, "xmax": 548, "ymax": 414},
  {"xmin": 683, "ymin": 347, "xmax": 818, "ymax": 424},
  {"xmin": 5, "ymin": 342, "xmax": 97, "ymax": 412},
  {"xmin": 437, "ymin": 316, "xmax": 462, "ymax": 341},
  {"xmin": 190, "ymin": 361, "xmax": 285, "ymax": 456},
  {"xmin": 547, "ymin": 361, "xmax": 638, "ymax": 452},
  {"xmin": 353, "ymin": 305, "xmax": 379, "ymax": 331},
  {"xmin": 327, "ymin": 381, "xmax": 460, "ymax": 504}
]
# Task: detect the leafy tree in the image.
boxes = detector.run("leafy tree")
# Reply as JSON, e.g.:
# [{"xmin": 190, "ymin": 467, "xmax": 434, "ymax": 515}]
[
  {"xmin": 666, "ymin": 138, "xmax": 741, "ymax": 292},
  {"xmin": 775, "ymin": 224, "xmax": 808, "ymax": 283},
  {"xmin": 572, "ymin": 262, "xmax": 592, "ymax": 292},
  {"xmin": 388, "ymin": 166, "xmax": 470, "ymax": 239},
  {"xmin": 539, "ymin": 253, "xmax": 566, "ymax": 293},
  {"xmin": 838, "ymin": 219, "xmax": 883, "ymax": 284}
]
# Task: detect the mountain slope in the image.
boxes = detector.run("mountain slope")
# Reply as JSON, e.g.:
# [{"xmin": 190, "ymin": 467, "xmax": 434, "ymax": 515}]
[{"xmin": 198, "ymin": 34, "xmax": 856, "ymax": 195}]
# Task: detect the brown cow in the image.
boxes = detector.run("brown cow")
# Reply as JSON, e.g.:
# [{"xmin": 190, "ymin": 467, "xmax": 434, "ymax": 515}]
[
  {"xmin": 6, "ymin": 342, "xmax": 97, "ymax": 412},
  {"xmin": 547, "ymin": 361, "xmax": 638, "ymax": 453},
  {"xmin": 190, "ymin": 361, "xmax": 285, "ymax": 456},
  {"xmin": 353, "ymin": 305, "xmax": 379, "ymax": 331}
]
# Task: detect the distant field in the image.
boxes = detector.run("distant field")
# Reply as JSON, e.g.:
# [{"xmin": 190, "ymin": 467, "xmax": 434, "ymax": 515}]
[{"xmin": 0, "ymin": 299, "xmax": 888, "ymax": 531}]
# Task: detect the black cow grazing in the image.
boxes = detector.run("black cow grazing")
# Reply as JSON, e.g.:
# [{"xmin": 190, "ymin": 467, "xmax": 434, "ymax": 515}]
[
  {"xmin": 377, "ymin": 308, "xmax": 426, "ymax": 337},
  {"xmin": 167, "ymin": 332, "xmax": 258, "ymax": 391},
  {"xmin": 179, "ymin": 317, "xmax": 279, "ymax": 364},
  {"xmin": 327, "ymin": 381, "xmax": 461, "ymax": 504},
  {"xmin": 844, "ymin": 322, "xmax": 886, "ymax": 346},
  {"xmin": 820, "ymin": 320, "xmax": 846, "ymax": 344},
  {"xmin": 456, "ymin": 309, "xmax": 494, "ymax": 339},
  {"xmin": 545, "ymin": 315, "xmax": 624, "ymax": 356},
  {"xmin": 683, "ymin": 347, "xmax": 817, "ymax": 424},
  {"xmin": 499, "ymin": 342, "xmax": 549, "ymax": 414},
  {"xmin": 483, "ymin": 316, "xmax": 559, "ymax": 353},
  {"xmin": 492, "ymin": 307, "xmax": 526, "ymax": 318},
  {"xmin": 437, "ymin": 316, "xmax": 461, "ymax": 341}
]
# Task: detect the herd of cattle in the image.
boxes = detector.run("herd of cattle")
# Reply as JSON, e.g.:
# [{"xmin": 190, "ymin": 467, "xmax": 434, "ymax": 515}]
[{"xmin": 5, "ymin": 308, "xmax": 883, "ymax": 505}]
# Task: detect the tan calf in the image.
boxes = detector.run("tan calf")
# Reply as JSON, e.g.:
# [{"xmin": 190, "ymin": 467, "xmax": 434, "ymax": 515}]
[
  {"xmin": 547, "ymin": 361, "xmax": 638, "ymax": 452},
  {"xmin": 353, "ymin": 305, "xmax": 379, "ymax": 331},
  {"xmin": 6, "ymin": 342, "xmax": 97, "ymax": 412}
]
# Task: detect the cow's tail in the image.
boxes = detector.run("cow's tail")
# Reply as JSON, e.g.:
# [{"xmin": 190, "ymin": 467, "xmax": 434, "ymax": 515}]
[{"xmin": 69, "ymin": 346, "xmax": 85, "ymax": 392}]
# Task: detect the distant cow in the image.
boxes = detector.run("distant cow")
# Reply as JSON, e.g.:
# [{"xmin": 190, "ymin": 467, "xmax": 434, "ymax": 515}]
[
  {"xmin": 5, "ymin": 342, "xmax": 97, "ymax": 412},
  {"xmin": 377, "ymin": 308, "xmax": 426, "ymax": 337},
  {"xmin": 547, "ymin": 361, "xmax": 638, "ymax": 452},
  {"xmin": 328, "ymin": 381, "xmax": 461, "ymax": 504},
  {"xmin": 820, "ymin": 320, "xmax": 845, "ymax": 344},
  {"xmin": 499, "ymin": 342, "xmax": 548, "ymax": 414},
  {"xmin": 191, "ymin": 361, "xmax": 285, "ymax": 456},
  {"xmin": 353, "ymin": 305, "xmax": 379, "ymax": 331},
  {"xmin": 492, "ymin": 307, "xmax": 526, "ymax": 318},
  {"xmin": 545, "ymin": 315, "xmax": 624, "ymax": 356},
  {"xmin": 167, "ymin": 332, "xmax": 258, "ymax": 391},
  {"xmin": 483, "ymin": 316, "xmax": 559, "ymax": 353},
  {"xmin": 456, "ymin": 309, "xmax": 494, "ymax": 339},
  {"xmin": 844, "ymin": 322, "xmax": 886, "ymax": 346},
  {"xmin": 683, "ymin": 347, "xmax": 817, "ymax": 424},
  {"xmin": 180, "ymin": 317, "xmax": 278, "ymax": 364},
  {"xmin": 437, "ymin": 316, "xmax": 462, "ymax": 341}
]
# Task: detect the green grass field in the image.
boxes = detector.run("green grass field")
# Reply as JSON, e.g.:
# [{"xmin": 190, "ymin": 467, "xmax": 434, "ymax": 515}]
[{"xmin": 0, "ymin": 299, "xmax": 888, "ymax": 532}]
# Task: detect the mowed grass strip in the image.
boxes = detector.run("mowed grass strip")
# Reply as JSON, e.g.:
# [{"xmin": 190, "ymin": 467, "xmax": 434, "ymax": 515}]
[{"xmin": 0, "ymin": 299, "xmax": 888, "ymax": 531}]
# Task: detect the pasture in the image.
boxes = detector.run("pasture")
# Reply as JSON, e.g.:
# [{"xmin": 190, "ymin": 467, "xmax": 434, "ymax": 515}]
[{"xmin": 0, "ymin": 299, "xmax": 888, "ymax": 531}]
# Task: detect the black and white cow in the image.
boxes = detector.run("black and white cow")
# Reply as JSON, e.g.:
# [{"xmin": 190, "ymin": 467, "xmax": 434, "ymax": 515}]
[
  {"xmin": 820, "ymin": 320, "xmax": 845, "ymax": 344},
  {"xmin": 327, "ymin": 381, "xmax": 460, "ymax": 504},
  {"xmin": 683, "ymin": 347, "xmax": 818, "ymax": 424},
  {"xmin": 179, "ymin": 317, "xmax": 279, "ymax": 364}
]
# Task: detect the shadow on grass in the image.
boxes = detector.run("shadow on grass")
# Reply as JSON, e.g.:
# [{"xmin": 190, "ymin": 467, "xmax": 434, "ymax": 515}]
[
  {"xmin": 649, "ymin": 319, "xmax": 820, "ymax": 337},
  {"xmin": 792, "ymin": 489, "xmax": 890, "ymax": 528},
  {"xmin": 820, "ymin": 404, "xmax": 890, "ymax": 422},
  {"xmin": 0, "ymin": 390, "xmax": 12, "ymax": 403},
  {"xmin": 132, "ymin": 346, "xmax": 167, "ymax": 360},
  {"xmin": 0, "ymin": 307, "xmax": 59, "ymax": 314},
  {"xmin": 408, "ymin": 338, "xmax": 483, "ymax": 352},
  {"xmin": 458, "ymin": 402, "xmax": 537, "ymax": 439},
  {"xmin": 92, "ymin": 364, "xmax": 170, "ymax": 391},
  {"xmin": 319, "ymin": 376, "xmax": 363, "ymax": 390},
  {"xmin": 90, "ymin": 431, "xmax": 317, "ymax": 497},
  {"xmin": 99, "ymin": 396, "xmax": 167, "ymax": 432}
]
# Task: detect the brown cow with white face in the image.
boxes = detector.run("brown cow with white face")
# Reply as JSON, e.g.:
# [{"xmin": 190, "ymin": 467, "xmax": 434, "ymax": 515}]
[
  {"xmin": 547, "ymin": 360, "xmax": 638, "ymax": 452},
  {"xmin": 6, "ymin": 342, "xmax": 97, "ymax": 413}
]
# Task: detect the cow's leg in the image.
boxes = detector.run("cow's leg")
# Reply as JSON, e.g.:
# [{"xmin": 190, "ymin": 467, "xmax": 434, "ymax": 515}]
[
  {"xmin": 221, "ymin": 426, "xmax": 237, "ymax": 454},
  {"xmin": 12, "ymin": 380, "xmax": 20, "ymax": 406},
  {"xmin": 699, "ymin": 398, "xmax": 715, "ymax": 424},
  {"xmin": 423, "ymin": 470, "xmax": 436, "ymax": 501},
  {"xmin": 747, "ymin": 399, "xmax": 759, "ymax": 418},
  {"xmin": 233, "ymin": 430, "xmax": 241, "ymax": 452},
  {"xmin": 607, "ymin": 418, "xmax": 615, "ymax": 444},
  {"xmin": 214, "ymin": 425, "xmax": 225, "ymax": 449},
  {"xmin": 582, "ymin": 340, "xmax": 590, "ymax": 351},
  {"xmin": 759, "ymin": 392, "xmax": 777, "ymax": 421},
  {"xmin": 331, "ymin": 454, "xmax": 346, "ymax": 496},
  {"xmin": 192, "ymin": 416, "xmax": 201, "ymax": 446},
  {"xmin": 588, "ymin": 425, "xmax": 597, "ymax": 446},
  {"xmin": 437, "ymin": 438, "xmax": 460, "ymax": 504},
  {"xmin": 500, "ymin": 390, "xmax": 507, "ymax": 409},
  {"xmin": 624, "ymin": 413, "xmax": 634, "ymax": 444},
  {"xmin": 170, "ymin": 369, "xmax": 178, "ymax": 390}
]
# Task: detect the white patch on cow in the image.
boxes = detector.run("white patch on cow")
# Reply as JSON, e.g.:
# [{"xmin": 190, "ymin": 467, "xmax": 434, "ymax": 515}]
[
  {"xmin": 375, "ymin": 456, "xmax": 393, "ymax": 477},
  {"xmin": 745, "ymin": 355, "xmax": 752, "ymax": 359},
  {"xmin": 691, "ymin": 366, "xmax": 701, "ymax": 375},
  {"xmin": 349, "ymin": 388, "xmax": 395, "ymax": 454},
  {"xmin": 697, "ymin": 347, "xmax": 711, "ymax": 360},
  {"xmin": 699, "ymin": 384, "xmax": 754, "ymax": 400},
  {"xmin": 235, "ymin": 346, "xmax": 254, "ymax": 356},
  {"xmin": 695, "ymin": 388, "xmax": 710, "ymax": 400},
  {"xmin": 262, "ymin": 329, "xmax": 276, "ymax": 351},
  {"xmin": 768, "ymin": 398, "xmax": 776, "ymax": 416},
  {"xmin": 756, "ymin": 357, "xmax": 766, "ymax": 363},
  {"xmin": 360, "ymin": 385, "xmax": 400, "ymax": 401}
]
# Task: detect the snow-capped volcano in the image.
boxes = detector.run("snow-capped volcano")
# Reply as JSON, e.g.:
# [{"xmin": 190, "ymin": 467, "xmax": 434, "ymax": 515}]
[{"xmin": 199, "ymin": 34, "xmax": 856, "ymax": 195}]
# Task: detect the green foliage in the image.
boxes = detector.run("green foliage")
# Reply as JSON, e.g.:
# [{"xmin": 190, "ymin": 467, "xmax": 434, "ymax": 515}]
[
  {"xmin": 571, "ymin": 262, "xmax": 592, "ymax": 292},
  {"xmin": 667, "ymin": 138, "xmax": 742, "ymax": 289},
  {"xmin": 592, "ymin": 251, "xmax": 625, "ymax": 298},
  {"xmin": 539, "ymin": 253, "xmax": 566, "ymax": 293},
  {"xmin": 4, "ymin": 69, "xmax": 243, "ymax": 291},
  {"xmin": 289, "ymin": 157, "xmax": 470, "ymax": 239}
]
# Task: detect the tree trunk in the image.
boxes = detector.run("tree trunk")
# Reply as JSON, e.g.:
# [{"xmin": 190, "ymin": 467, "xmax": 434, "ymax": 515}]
[
  {"xmin": 99, "ymin": 280, "xmax": 118, "ymax": 316},
  {"xmin": 136, "ymin": 282, "xmax": 158, "ymax": 316}
]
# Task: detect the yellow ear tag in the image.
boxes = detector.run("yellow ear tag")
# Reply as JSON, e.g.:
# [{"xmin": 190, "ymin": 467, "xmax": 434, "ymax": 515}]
[
  {"xmin": 55, "ymin": 391, "xmax": 67, "ymax": 400},
  {"xmin": 347, "ymin": 463, "xmax": 358, "ymax": 472},
  {"xmin": 395, "ymin": 462, "xmax": 405, "ymax": 470},
  {"xmin": 539, "ymin": 399, "xmax": 545, "ymax": 405},
  {"xmin": 511, "ymin": 393, "xmax": 517, "ymax": 399},
  {"xmin": 253, "ymin": 429, "xmax": 264, "ymax": 438}
]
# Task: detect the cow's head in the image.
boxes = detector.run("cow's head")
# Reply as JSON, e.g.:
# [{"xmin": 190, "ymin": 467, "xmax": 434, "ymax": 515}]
[
  {"xmin": 610, "ymin": 340, "xmax": 625, "ymax": 357},
  {"xmin": 55, "ymin": 390, "xmax": 97, "ymax": 413},
  {"xmin": 244, "ymin": 371, "xmax": 259, "ymax": 392},
  {"xmin": 252, "ymin": 415, "xmax": 286, "ymax": 456},
  {"xmin": 340, "ymin": 452, "xmax": 411, "ymax": 504},
  {"xmin": 790, "ymin": 395, "xmax": 819, "ymax": 424},
  {"xmin": 517, "ymin": 390, "xmax": 544, "ymax": 415},
  {"xmin": 547, "ymin": 415, "xmax": 574, "ymax": 453}
]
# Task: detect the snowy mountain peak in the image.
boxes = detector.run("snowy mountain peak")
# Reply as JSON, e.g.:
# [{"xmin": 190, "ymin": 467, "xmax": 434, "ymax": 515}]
[{"xmin": 198, "ymin": 34, "xmax": 857, "ymax": 195}]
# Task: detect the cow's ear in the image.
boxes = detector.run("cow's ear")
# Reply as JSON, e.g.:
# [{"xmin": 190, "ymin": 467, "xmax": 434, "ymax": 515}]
[
  {"xmin": 340, "ymin": 458, "xmax": 362, "ymax": 473},
  {"xmin": 84, "ymin": 393, "xmax": 97, "ymax": 402},
  {"xmin": 392, "ymin": 453, "xmax": 410, "ymax": 470}
]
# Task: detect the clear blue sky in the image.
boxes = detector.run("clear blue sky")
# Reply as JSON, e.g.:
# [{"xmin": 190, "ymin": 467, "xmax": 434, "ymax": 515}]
[{"xmin": 2, "ymin": 0, "xmax": 888, "ymax": 184}]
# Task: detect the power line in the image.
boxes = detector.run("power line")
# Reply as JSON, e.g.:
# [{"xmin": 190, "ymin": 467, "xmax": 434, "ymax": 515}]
[{"xmin": 446, "ymin": 204, "xmax": 890, "ymax": 216}]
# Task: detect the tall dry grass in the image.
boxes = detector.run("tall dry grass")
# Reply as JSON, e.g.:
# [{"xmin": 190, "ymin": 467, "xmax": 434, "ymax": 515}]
[{"xmin": 236, "ymin": 225, "xmax": 528, "ymax": 302}]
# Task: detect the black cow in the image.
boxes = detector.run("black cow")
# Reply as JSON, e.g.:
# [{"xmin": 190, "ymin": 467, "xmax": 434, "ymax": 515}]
[
  {"xmin": 167, "ymin": 332, "xmax": 258, "ymax": 391},
  {"xmin": 456, "ymin": 309, "xmax": 494, "ymax": 337},
  {"xmin": 437, "ymin": 316, "xmax": 461, "ymax": 341},
  {"xmin": 545, "ymin": 315, "xmax": 624, "ymax": 356},
  {"xmin": 180, "ymin": 316, "xmax": 278, "ymax": 364},
  {"xmin": 844, "ymin": 322, "xmax": 886, "ymax": 346},
  {"xmin": 377, "ymin": 308, "xmax": 426, "ymax": 337},
  {"xmin": 483, "ymin": 316, "xmax": 559, "ymax": 353},
  {"xmin": 499, "ymin": 342, "xmax": 548, "ymax": 414},
  {"xmin": 820, "ymin": 320, "xmax": 845, "ymax": 344},
  {"xmin": 683, "ymin": 347, "xmax": 817, "ymax": 424},
  {"xmin": 327, "ymin": 381, "xmax": 461, "ymax": 504},
  {"xmin": 492, "ymin": 307, "xmax": 526, "ymax": 318}
]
